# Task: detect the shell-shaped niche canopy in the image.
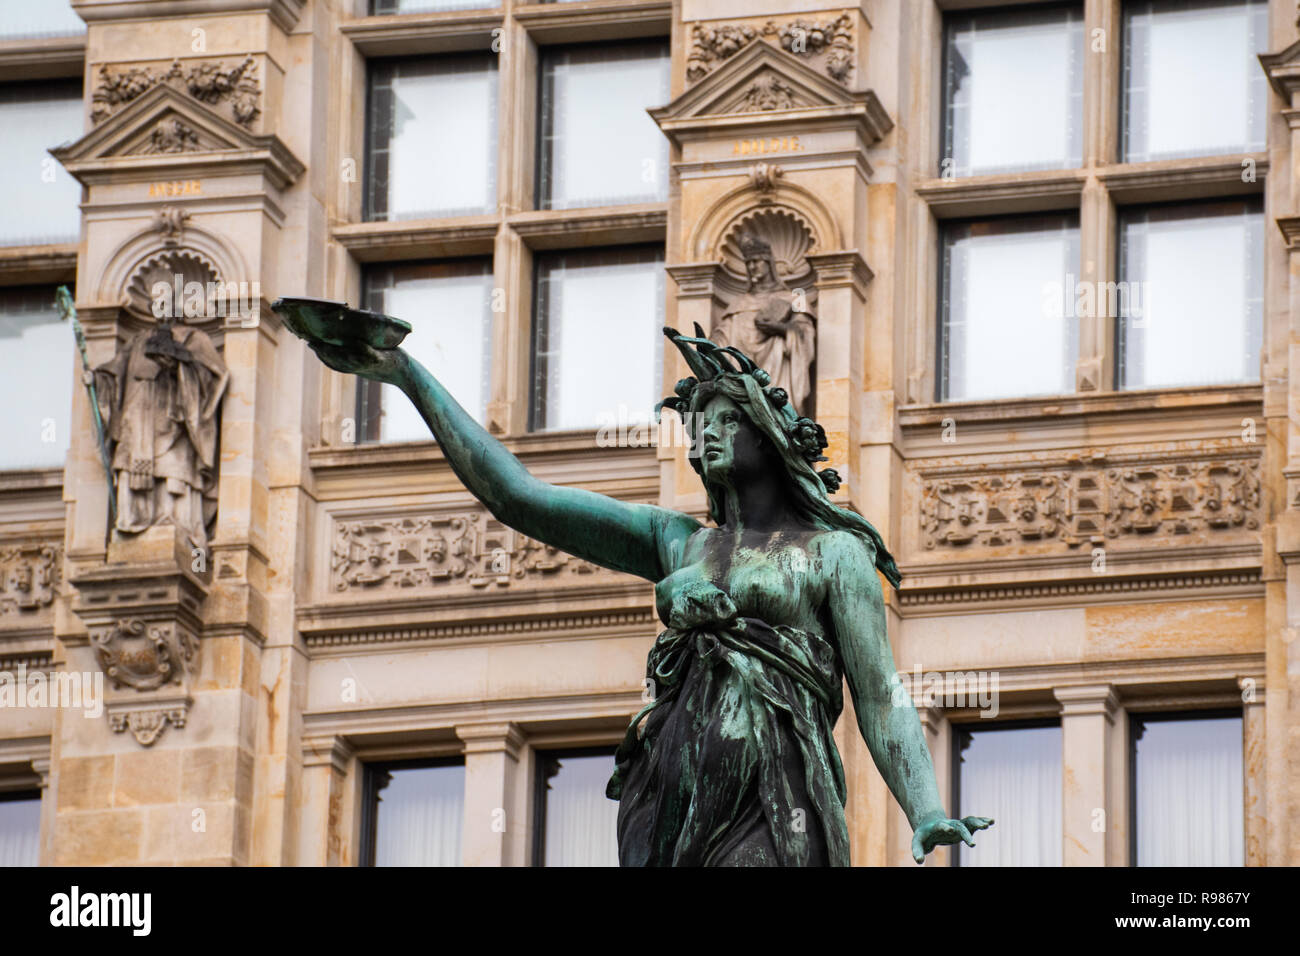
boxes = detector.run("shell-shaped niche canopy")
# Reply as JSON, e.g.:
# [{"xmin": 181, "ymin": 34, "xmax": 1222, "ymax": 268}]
[
  {"xmin": 125, "ymin": 249, "xmax": 222, "ymax": 322},
  {"xmin": 720, "ymin": 207, "xmax": 818, "ymax": 286}
]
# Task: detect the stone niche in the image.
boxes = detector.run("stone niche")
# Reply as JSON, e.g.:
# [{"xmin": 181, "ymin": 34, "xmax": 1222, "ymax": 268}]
[{"xmin": 651, "ymin": 24, "xmax": 890, "ymax": 511}]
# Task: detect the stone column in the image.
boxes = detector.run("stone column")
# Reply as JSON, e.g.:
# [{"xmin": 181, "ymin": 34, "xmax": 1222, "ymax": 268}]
[
  {"xmin": 298, "ymin": 735, "xmax": 353, "ymax": 867},
  {"xmin": 455, "ymin": 722, "xmax": 527, "ymax": 867},
  {"xmin": 1239, "ymin": 675, "xmax": 1267, "ymax": 866},
  {"xmin": 1054, "ymin": 684, "xmax": 1121, "ymax": 866}
]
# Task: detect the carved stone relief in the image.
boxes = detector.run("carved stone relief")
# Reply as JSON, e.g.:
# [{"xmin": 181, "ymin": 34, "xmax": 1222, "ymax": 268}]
[
  {"xmin": 91, "ymin": 618, "xmax": 199, "ymax": 692},
  {"xmin": 686, "ymin": 14, "xmax": 854, "ymax": 86},
  {"xmin": 139, "ymin": 117, "xmax": 201, "ymax": 154},
  {"xmin": 0, "ymin": 543, "xmax": 60, "ymax": 616},
  {"xmin": 735, "ymin": 74, "xmax": 800, "ymax": 112},
  {"xmin": 919, "ymin": 458, "xmax": 1261, "ymax": 551},
  {"xmin": 91, "ymin": 55, "xmax": 262, "ymax": 129},
  {"xmin": 330, "ymin": 513, "xmax": 600, "ymax": 595}
]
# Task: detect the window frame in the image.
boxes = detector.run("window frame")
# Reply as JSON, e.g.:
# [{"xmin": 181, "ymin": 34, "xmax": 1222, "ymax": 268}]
[
  {"xmin": 1126, "ymin": 706, "xmax": 1244, "ymax": 868},
  {"xmin": 530, "ymin": 744, "xmax": 618, "ymax": 868},
  {"xmin": 359, "ymin": 755, "xmax": 466, "ymax": 868}
]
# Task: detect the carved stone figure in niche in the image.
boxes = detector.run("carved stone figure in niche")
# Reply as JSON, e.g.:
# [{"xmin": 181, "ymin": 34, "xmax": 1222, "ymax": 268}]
[
  {"xmin": 711, "ymin": 232, "xmax": 816, "ymax": 416},
  {"xmin": 92, "ymin": 318, "xmax": 228, "ymax": 550}
]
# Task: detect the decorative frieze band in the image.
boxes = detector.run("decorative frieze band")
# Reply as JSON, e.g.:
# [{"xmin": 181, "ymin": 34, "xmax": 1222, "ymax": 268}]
[
  {"xmin": 330, "ymin": 512, "xmax": 603, "ymax": 595},
  {"xmin": 920, "ymin": 457, "xmax": 1260, "ymax": 551}
]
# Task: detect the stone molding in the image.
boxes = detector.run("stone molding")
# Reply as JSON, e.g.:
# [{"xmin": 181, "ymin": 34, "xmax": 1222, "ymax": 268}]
[
  {"xmin": 72, "ymin": 0, "xmax": 305, "ymax": 32},
  {"xmin": 897, "ymin": 568, "xmax": 1263, "ymax": 609},
  {"xmin": 1053, "ymin": 684, "xmax": 1120, "ymax": 721}
]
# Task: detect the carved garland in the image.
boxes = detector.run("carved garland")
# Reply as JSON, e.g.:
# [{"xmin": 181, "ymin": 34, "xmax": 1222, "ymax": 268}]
[
  {"xmin": 91, "ymin": 55, "xmax": 262, "ymax": 129},
  {"xmin": 919, "ymin": 459, "xmax": 1261, "ymax": 551},
  {"xmin": 687, "ymin": 14, "xmax": 854, "ymax": 85}
]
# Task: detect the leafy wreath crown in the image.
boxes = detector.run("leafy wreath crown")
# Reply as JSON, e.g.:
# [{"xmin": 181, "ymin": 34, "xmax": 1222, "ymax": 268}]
[{"xmin": 657, "ymin": 324, "xmax": 841, "ymax": 494}]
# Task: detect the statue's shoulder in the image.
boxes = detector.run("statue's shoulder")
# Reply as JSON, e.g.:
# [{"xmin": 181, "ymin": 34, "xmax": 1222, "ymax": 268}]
[{"xmin": 810, "ymin": 528, "xmax": 877, "ymax": 567}]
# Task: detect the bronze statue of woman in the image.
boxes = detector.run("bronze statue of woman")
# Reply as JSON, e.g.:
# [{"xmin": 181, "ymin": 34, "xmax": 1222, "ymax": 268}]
[{"xmin": 273, "ymin": 298, "xmax": 992, "ymax": 867}]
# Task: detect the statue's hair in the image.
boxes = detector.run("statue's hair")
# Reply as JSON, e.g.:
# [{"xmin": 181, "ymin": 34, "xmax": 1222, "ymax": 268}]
[{"xmin": 659, "ymin": 327, "xmax": 902, "ymax": 589}]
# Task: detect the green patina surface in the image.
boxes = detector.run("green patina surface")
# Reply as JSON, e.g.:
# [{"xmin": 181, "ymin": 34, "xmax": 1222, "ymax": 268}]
[{"xmin": 273, "ymin": 299, "xmax": 993, "ymax": 866}]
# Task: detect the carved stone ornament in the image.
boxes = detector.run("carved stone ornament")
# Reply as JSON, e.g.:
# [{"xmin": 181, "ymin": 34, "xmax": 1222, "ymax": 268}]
[
  {"xmin": 0, "ymin": 543, "xmax": 60, "ymax": 616},
  {"xmin": 91, "ymin": 55, "xmax": 262, "ymax": 129},
  {"xmin": 108, "ymin": 705, "xmax": 189, "ymax": 747},
  {"xmin": 152, "ymin": 205, "xmax": 191, "ymax": 244},
  {"xmin": 736, "ymin": 74, "xmax": 800, "ymax": 112},
  {"xmin": 686, "ymin": 13, "xmax": 854, "ymax": 85},
  {"xmin": 330, "ymin": 513, "xmax": 599, "ymax": 594},
  {"xmin": 141, "ymin": 117, "xmax": 201, "ymax": 154},
  {"xmin": 920, "ymin": 458, "xmax": 1261, "ymax": 550},
  {"xmin": 91, "ymin": 618, "xmax": 198, "ymax": 692}
]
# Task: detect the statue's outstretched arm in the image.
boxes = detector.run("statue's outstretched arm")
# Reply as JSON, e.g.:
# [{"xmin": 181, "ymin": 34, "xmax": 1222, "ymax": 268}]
[
  {"xmin": 819, "ymin": 531, "xmax": 993, "ymax": 862},
  {"xmin": 311, "ymin": 340, "xmax": 700, "ymax": 582}
]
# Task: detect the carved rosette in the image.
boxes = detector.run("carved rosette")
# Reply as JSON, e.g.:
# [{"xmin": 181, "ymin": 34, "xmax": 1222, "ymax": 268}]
[
  {"xmin": 686, "ymin": 14, "xmax": 855, "ymax": 85},
  {"xmin": 919, "ymin": 458, "xmax": 1261, "ymax": 551},
  {"xmin": 330, "ymin": 513, "xmax": 599, "ymax": 595},
  {"xmin": 91, "ymin": 55, "xmax": 262, "ymax": 129}
]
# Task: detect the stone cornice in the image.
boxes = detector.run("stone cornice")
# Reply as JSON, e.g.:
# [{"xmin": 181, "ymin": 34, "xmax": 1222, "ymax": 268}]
[
  {"xmin": 454, "ymin": 721, "xmax": 526, "ymax": 759},
  {"xmin": 71, "ymin": 0, "xmax": 305, "ymax": 33},
  {"xmin": 301, "ymin": 605, "xmax": 658, "ymax": 651},
  {"xmin": 1097, "ymin": 155, "xmax": 1266, "ymax": 205},
  {"xmin": 897, "ymin": 567, "xmax": 1262, "ymax": 611},
  {"xmin": 508, "ymin": 205, "xmax": 667, "ymax": 250},
  {"xmin": 914, "ymin": 171, "xmax": 1085, "ymax": 219},
  {"xmin": 900, "ymin": 383, "xmax": 1263, "ymax": 434},
  {"xmin": 0, "ymin": 245, "xmax": 78, "ymax": 286},
  {"xmin": 332, "ymin": 217, "xmax": 499, "ymax": 262},
  {"xmin": 341, "ymin": 10, "xmax": 503, "ymax": 57},
  {"xmin": 512, "ymin": 0, "xmax": 671, "ymax": 43},
  {"xmin": 0, "ymin": 35, "xmax": 85, "ymax": 82},
  {"xmin": 1259, "ymin": 40, "xmax": 1300, "ymax": 99}
]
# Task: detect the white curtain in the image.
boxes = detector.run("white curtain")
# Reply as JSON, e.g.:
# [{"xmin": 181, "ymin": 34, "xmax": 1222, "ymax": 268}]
[
  {"xmin": 0, "ymin": 794, "xmax": 41, "ymax": 867},
  {"xmin": 541, "ymin": 753, "xmax": 619, "ymax": 867},
  {"xmin": 955, "ymin": 724, "xmax": 1062, "ymax": 866},
  {"xmin": 1135, "ymin": 715, "xmax": 1243, "ymax": 866},
  {"xmin": 373, "ymin": 764, "xmax": 464, "ymax": 867}
]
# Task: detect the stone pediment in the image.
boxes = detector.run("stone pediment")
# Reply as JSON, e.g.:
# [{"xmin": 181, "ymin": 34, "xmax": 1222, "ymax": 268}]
[
  {"xmin": 651, "ymin": 39, "xmax": 891, "ymax": 145},
  {"xmin": 51, "ymin": 83, "xmax": 304, "ymax": 190}
]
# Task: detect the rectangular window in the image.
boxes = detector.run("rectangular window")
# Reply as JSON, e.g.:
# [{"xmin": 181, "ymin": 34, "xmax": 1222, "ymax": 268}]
[
  {"xmin": 366, "ymin": 55, "xmax": 498, "ymax": 222},
  {"xmin": 533, "ymin": 748, "xmax": 619, "ymax": 866},
  {"xmin": 1131, "ymin": 710, "xmax": 1243, "ymax": 866},
  {"xmin": 0, "ymin": 0, "xmax": 85, "ymax": 40},
  {"xmin": 0, "ymin": 82, "xmax": 83, "ymax": 246},
  {"xmin": 0, "ymin": 790, "xmax": 41, "ymax": 867},
  {"xmin": 531, "ymin": 245, "xmax": 665, "ymax": 431},
  {"xmin": 952, "ymin": 721, "xmax": 1062, "ymax": 866},
  {"xmin": 1118, "ymin": 199, "xmax": 1262, "ymax": 390},
  {"xmin": 942, "ymin": 6, "xmax": 1083, "ymax": 177},
  {"xmin": 358, "ymin": 259, "xmax": 495, "ymax": 443},
  {"xmin": 538, "ymin": 41, "xmax": 670, "ymax": 210},
  {"xmin": 0, "ymin": 286, "xmax": 74, "ymax": 470},
  {"xmin": 361, "ymin": 759, "xmax": 465, "ymax": 867},
  {"xmin": 1122, "ymin": 0, "xmax": 1268, "ymax": 163},
  {"xmin": 939, "ymin": 214, "xmax": 1080, "ymax": 402}
]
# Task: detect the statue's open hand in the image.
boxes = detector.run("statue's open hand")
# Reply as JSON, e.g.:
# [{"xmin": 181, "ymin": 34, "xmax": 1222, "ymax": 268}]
[
  {"xmin": 309, "ymin": 340, "xmax": 409, "ymax": 388},
  {"xmin": 910, "ymin": 814, "xmax": 994, "ymax": 863}
]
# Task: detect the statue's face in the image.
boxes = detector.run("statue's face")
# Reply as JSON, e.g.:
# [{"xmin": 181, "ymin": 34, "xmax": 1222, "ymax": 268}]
[
  {"xmin": 698, "ymin": 393, "xmax": 773, "ymax": 485},
  {"xmin": 745, "ymin": 256, "xmax": 770, "ymax": 283}
]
